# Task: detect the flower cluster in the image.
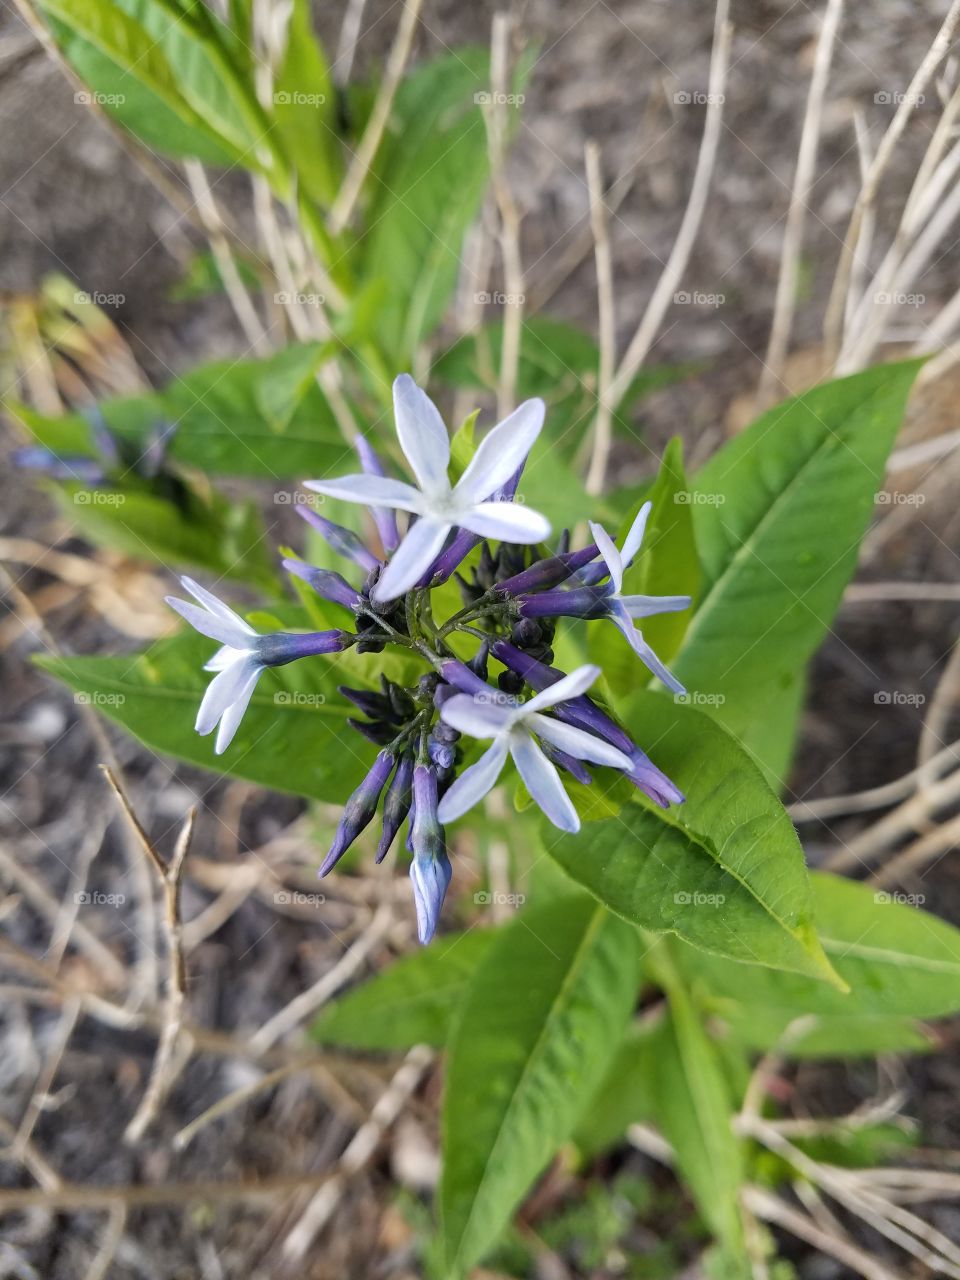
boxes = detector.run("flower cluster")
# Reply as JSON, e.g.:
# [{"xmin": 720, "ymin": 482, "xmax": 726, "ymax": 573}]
[{"xmin": 167, "ymin": 376, "xmax": 690, "ymax": 942}]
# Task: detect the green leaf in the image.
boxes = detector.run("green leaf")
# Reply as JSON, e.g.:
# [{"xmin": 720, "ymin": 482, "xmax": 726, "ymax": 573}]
[
  {"xmin": 674, "ymin": 361, "xmax": 921, "ymax": 777},
  {"xmin": 271, "ymin": 0, "xmax": 341, "ymax": 206},
  {"xmin": 673, "ymin": 872, "xmax": 960, "ymax": 1056},
  {"xmin": 55, "ymin": 482, "xmax": 275, "ymax": 589},
  {"xmin": 358, "ymin": 50, "xmax": 495, "ymax": 364},
  {"xmin": 573, "ymin": 1016, "xmax": 664, "ymax": 1159},
  {"xmin": 7, "ymin": 346, "xmax": 347, "ymax": 480},
  {"xmin": 448, "ymin": 409, "xmax": 479, "ymax": 483},
  {"xmin": 545, "ymin": 693, "xmax": 841, "ymax": 985},
  {"xmin": 653, "ymin": 981, "xmax": 745, "ymax": 1262},
  {"xmin": 440, "ymin": 895, "xmax": 639, "ymax": 1276},
  {"xmin": 590, "ymin": 438, "xmax": 700, "ymax": 694},
  {"xmin": 35, "ymin": 619, "xmax": 399, "ymax": 801},
  {"xmin": 311, "ymin": 928, "xmax": 498, "ymax": 1051}
]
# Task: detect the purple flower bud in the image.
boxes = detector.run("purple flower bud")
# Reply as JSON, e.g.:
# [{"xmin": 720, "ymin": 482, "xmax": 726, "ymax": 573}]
[
  {"xmin": 283, "ymin": 559, "xmax": 361, "ymax": 611},
  {"xmin": 256, "ymin": 629, "xmax": 353, "ymax": 667},
  {"xmin": 377, "ymin": 755, "xmax": 414, "ymax": 862},
  {"xmin": 296, "ymin": 506, "xmax": 380, "ymax": 573},
  {"xmin": 437, "ymin": 659, "xmax": 490, "ymax": 697},
  {"xmin": 575, "ymin": 560, "xmax": 610, "ymax": 587},
  {"xmin": 355, "ymin": 435, "xmax": 400, "ymax": 553},
  {"xmin": 320, "ymin": 751, "xmax": 395, "ymax": 875},
  {"xmin": 409, "ymin": 766, "xmax": 452, "ymax": 943},
  {"xmin": 541, "ymin": 741, "xmax": 592, "ymax": 786},
  {"xmin": 338, "ymin": 685, "xmax": 394, "ymax": 720},
  {"xmin": 428, "ymin": 734, "xmax": 456, "ymax": 771},
  {"xmin": 496, "ymin": 545, "xmax": 599, "ymax": 596},
  {"xmin": 518, "ymin": 585, "xmax": 613, "ymax": 620},
  {"xmin": 13, "ymin": 447, "xmax": 107, "ymax": 486}
]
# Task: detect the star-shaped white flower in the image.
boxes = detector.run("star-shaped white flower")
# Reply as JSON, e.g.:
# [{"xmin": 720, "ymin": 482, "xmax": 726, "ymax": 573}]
[
  {"xmin": 304, "ymin": 375, "xmax": 551, "ymax": 604},
  {"xmin": 436, "ymin": 664, "xmax": 632, "ymax": 833},
  {"xmin": 588, "ymin": 502, "xmax": 691, "ymax": 695}
]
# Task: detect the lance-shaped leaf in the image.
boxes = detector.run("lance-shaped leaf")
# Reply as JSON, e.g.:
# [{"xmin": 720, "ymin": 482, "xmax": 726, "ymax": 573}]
[
  {"xmin": 543, "ymin": 693, "xmax": 842, "ymax": 985},
  {"xmin": 440, "ymin": 895, "xmax": 639, "ymax": 1277},
  {"xmin": 674, "ymin": 360, "xmax": 921, "ymax": 783}
]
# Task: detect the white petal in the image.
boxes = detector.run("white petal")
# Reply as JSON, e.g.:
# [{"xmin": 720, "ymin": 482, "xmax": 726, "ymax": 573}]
[
  {"xmin": 204, "ymin": 644, "xmax": 243, "ymax": 672},
  {"xmin": 521, "ymin": 663, "xmax": 602, "ymax": 714},
  {"xmin": 453, "ymin": 398, "xmax": 545, "ymax": 503},
  {"xmin": 527, "ymin": 713, "xmax": 632, "ymax": 769},
  {"xmin": 180, "ymin": 576, "xmax": 255, "ymax": 633},
  {"xmin": 437, "ymin": 738, "xmax": 509, "ymax": 823},
  {"xmin": 619, "ymin": 593, "xmax": 692, "ymax": 618},
  {"xmin": 611, "ymin": 607, "xmax": 686, "ymax": 695},
  {"xmin": 459, "ymin": 500, "xmax": 551, "ymax": 544},
  {"xmin": 214, "ymin": 663, "xmax": 262, "ymax": 754},
  {"xmin": 393, "ymin": 374, "xmax": 451, "ymax": 496},
  {"xmin": 621, "ymin": 500, "xmax": 652, "ymax": 567},
  {"xmin": 167, "ymin": 597, "xmax": 254, "ymax": 648},
  {"xmin": 439, "ymin": 693, "xmax": 516, "ymax": 738},
  {"xmin": 510, "ymin": 731, "xmax": 580, "ymax": 833},
  {"xmin": 589, "ymin": 522, "xmax": 623, "ymax": 593},
  {"xmin": 304, "ymin": 474, "xmax": 425, "ymax": 513},
  {"xmin": 370, "ymin": 518, "xmax": 450, "ymax": 603},
  {"xmin": 196, "ymin": 654, "xmax": 260, "ymax": 736}
]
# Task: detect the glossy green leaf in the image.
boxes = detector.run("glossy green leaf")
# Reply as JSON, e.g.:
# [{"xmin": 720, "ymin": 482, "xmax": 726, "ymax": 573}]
[
  {"xmin": 673, "ymin": 361, "xmax": 921, "ymax": 776},
  {"xmin": 312, "ymin": 928, "xmax": 499, "ymax": 1051},
  {"xmin": 440, "ymin": 895, "xmax": 639, "ymax": 1276},
  {"xmin": 673, "ymin": 872, "xmax": 960, "ymax": 1056},
  {"xmin": 545, "ymin": 693, "xmax": 840, "ymax": 984}
]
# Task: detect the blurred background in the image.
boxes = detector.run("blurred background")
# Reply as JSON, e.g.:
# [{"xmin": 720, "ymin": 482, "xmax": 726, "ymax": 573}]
[{"xmin": 2, "ymin": 0, "xmax": 960, "ymax": 1276}]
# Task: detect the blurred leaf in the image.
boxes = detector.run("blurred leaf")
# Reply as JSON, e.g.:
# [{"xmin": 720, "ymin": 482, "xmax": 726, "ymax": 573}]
[
  {"xmin": 673, "ymin": 872, "xmax": 960, "ymax": 1056},
  {"xmin": 545, "ymin": 693, "xmax": 841, "ymax": 985},
  {"xmin": 8, "ymin": 346, "xmax": 348, "ymax": 479},
  {"xmin": 573, "ymin": 1016, "xmax": 665, "ymax": 1159},
  {"xmin": 441, "ymin": 895, "xmax": 639, "ymax": 1276},
  {"xmin": 674, "ymin": 361, "xmax": 921, "ymax": 781},
  {"xmin": 312, "ymin": 928, "xmax": 499, "ymax": 1051},
  {"xmin": 448, "ymin": 409, "xmax": 479, "ymax": 483},
  {"xmin": 169, "ymin": 249, "xmax": 260, "ymax": 301},
  {"xmin": 271, "ymin": 0, "xmax": 341, "ymax": 206},
  {"xmin": 357, "ymin": 49, "xmax": 495, "ymax": 364}
]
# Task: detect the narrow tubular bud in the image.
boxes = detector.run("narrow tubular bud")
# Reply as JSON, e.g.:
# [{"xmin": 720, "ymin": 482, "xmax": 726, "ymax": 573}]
[
  {"xmin": 518, "ymin": 585, "xmax": 612, "ymax": 620},
  {"xmin": 296, "ymin": 506, "xmax": 380, "ymax": 573},
  {"xmin": 283, "ymin": 559, "xmax": 360, "ymax": 610},
  {"xmin": 320, "ymin": 751, "xmax": 395, "ymax": 875},
  {"xmin": 355, "ymin": 435, "xmax": 400, "ymax": 553},
  {"xmin": 376, "ymin": 755, "xmax": 414, "ymax": 862},
  {"xmin": 438, "ymin": 659, "xmax": 490, "ymax": 697},
  {"xmin": 541, "ymin": 740, "xmax": 592, "ymax": 785},
  {"xmin": 338, "ymin": 684, "xmax": 396, "ymax": 721},
  {"xmin": 409, "ymin": 766, "xmax": 452, "ymax": 943},
  {"xmin": 495, "ymin": 544, "xmax": 599, "ymax": 596},
  {"xmin": 256, "ymin": 629, "xmax": 352, "ymax": 667}
]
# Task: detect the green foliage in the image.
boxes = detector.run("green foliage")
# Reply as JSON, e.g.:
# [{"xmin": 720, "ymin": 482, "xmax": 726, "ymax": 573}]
[
  {"xmin": 440, "ymin": 895, "xmax": 639, "ymax": 1276},
  {"xmin": 545, "ymin": 693, "xmax": 839, "ymax": 984}
]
